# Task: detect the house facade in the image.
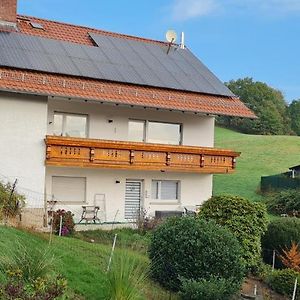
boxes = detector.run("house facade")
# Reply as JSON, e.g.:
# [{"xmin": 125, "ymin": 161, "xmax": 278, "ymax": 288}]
[{"xmin": 0, "ymin": 1, "xmax": 255, "ymax": 227}]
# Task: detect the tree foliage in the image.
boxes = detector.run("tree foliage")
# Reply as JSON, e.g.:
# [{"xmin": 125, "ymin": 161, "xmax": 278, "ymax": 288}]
[
  {"xmin": 218, "ymin": 78, "xmax": 292, "ymax": 135},
  {"xmin": 198, "ymin": 195, "xmax": 268, "ymax": 270},
  {"xmin": 288, "ymin": 99, "xmax": 300, "ymax": 135}
]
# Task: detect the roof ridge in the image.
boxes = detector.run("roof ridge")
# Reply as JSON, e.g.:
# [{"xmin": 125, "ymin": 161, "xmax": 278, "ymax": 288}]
[{"xmin": 17, "ymin": 14, "xmax": 169, "ymax": 46}]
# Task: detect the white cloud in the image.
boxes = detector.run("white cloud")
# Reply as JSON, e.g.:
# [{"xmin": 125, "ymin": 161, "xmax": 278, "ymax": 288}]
[
  {"xmin": 171, "ymin": 0, "xmax": 219, "ymax": 21},
  {"xmin": 171, "ymin": 0, "xmax": 300, "ymax": 21}
]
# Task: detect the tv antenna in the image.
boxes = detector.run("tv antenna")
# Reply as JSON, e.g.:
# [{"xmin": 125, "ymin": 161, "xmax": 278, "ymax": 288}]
[{"xmin": 165, "ymin": 30, "xmax": 177, "ymax": 54}]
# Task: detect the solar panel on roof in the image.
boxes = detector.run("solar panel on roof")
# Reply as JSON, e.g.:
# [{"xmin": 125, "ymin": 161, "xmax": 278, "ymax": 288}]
[{"xmin": 0, "ymin": 31, "xmax": 234, "ymax": 97}]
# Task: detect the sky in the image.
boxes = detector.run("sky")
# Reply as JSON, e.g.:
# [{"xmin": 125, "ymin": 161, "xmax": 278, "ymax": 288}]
[{"xmin": 18, "ymin": 0, "xmax": 300, "ymax": 103}]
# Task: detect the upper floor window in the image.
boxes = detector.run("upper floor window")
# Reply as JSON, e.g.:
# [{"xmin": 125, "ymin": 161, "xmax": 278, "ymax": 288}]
[
  {"xmin": 128, "ymin": 120, "xmax": 145, "ymax": 142},
  {"xmin": 128, "ymin": 120, "xmax": 182, "ymax": 145},
  {"xmin": 53, "ymin": 112, "xmax": 87, "ymax": 138}
]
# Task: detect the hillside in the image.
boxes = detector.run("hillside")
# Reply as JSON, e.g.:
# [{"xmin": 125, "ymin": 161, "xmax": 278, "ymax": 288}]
[
  {"xmin": 0, "ymin": 226, "xmax": 171, "ymax": 300},
  {"xmin": 213, "ymin": 127, "xmax": 300, "ymax": 201}
]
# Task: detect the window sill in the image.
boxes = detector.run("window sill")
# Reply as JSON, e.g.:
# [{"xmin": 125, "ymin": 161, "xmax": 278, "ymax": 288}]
[
  {"xmin": 54, "ymin": 201, "xmax": 87, "ymax": 206},
  {"xmin": 149, "ymin": 201, "xmax": 180, "ymax": 205}
]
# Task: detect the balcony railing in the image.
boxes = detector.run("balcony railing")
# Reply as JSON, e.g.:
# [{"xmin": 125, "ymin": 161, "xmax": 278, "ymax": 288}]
[{"xmin": 45, "ymin": 136, "xmax": 240, "ymax": 174}]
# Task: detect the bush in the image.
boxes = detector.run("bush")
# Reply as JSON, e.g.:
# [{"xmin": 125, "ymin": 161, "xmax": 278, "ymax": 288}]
[
  {"xmin": 52, "ymin": 209, "xmax": 75, "ymax": 236},
  {"xmin": 266, "ymin": 189, "xmax": 300, "ymax": 216},
  {"xmin": 266, "ymin": 268, "xmax": 300, "ymax": 298},
  {"xmin": 0, "ymin": 274, "xmax": 67, "ymax": 299},
  {"xmin": 262, "ymin": 218, "xmax": 300, "ymax": 267},
  {"xmin": 149, "ymin": 217, "xmax": 244, "ymax": 292},
  {"xmin": 0, "ymin": 181, "xmax": 25, "ymax": 219},
  {"xmin": 179, "ymin": 277, "xmax": 239, "ymax": 300},
  {"xmin": 198, "ymin": 195, "xmax": 268, "ymax": 270}
]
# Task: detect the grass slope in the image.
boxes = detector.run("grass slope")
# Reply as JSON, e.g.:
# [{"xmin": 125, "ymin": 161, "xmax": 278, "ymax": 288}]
[
  {"xmin": 213, "ymin": 127, "xmax": 300, "ymax": 201},
  {"xmin": 0, "ymin": 226, "xmax": 172, "ymax": 300}
]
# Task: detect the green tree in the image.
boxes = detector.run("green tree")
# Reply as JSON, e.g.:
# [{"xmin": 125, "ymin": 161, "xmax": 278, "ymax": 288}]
[
  {"xmin": 288, "ymin": 99, "xmax": 300, "ymax": 135},
  {"xmin": 218, "ymin": 78, "xmax": 292, "ymax": 135}
]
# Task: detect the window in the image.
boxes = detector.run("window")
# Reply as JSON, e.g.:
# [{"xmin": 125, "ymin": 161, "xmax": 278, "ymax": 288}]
[
  {"xmin": 148, "ymin": 121, "xmax": 181, "ymax": 145},
  {"xmin": 128, "ymin": 120, "xmax": 145, "ymax": 142},
  {"xmin": 52, "ymin": 176, "xmax": 86, "ymax": 203},
  {"xmin": 128, "ymin": 119, "xmax": 182, "ymax": 145},
  {"xmin": 152, "ymin": 180, "xmax": 180, "ymax": 200},
  {"xmin": 53, "ymin": 112, "xmax": 87, "ymax": 138}
]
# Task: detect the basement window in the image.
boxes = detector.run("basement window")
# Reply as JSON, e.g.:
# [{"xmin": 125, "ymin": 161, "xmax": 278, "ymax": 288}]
[
  {"xmin": 152, "ymin": 180, "xmax": 180, "ymax": 200},
  {"xmin": 52, "ymin": 176, "xmax": 86, "ymax": 203}
]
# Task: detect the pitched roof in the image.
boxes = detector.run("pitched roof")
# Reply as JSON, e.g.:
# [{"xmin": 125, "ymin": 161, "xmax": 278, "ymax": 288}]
[{"xmin": 0, "ymin": 15, "xmax": 256, "ymax": 118}]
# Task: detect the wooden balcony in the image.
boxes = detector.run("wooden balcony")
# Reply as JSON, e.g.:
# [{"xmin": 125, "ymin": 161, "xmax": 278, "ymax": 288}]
[{"xmin": 45, "ymin": 136, "xmax": 240, "ymax": 174}]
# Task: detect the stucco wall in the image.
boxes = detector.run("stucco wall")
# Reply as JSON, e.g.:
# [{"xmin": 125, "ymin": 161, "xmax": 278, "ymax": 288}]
[
  {"xmin": 45, "ymin": 166, "xmax": 212, "ymax": 223},
  {"xmin": 0, "ymin": 92, "xmax": 48, "ymax": 208},
  {"xmin": 47, "ymin": 97, "xmax": 215, "ymax": 147}
]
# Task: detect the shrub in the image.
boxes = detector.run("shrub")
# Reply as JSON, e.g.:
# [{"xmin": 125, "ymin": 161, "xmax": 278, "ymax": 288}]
[
  {"xmin": 198, "ymin": 195, "xmax": 268, "ymax": 270},
  {"xmin": 262, "ymin": 218, "xmax": 300, "ymax": 268},
  {"xmin": 266, "ymin": 268, "xmax": 300, "ymax": 298},
  {"xmin": 52, "ymin": 209, "xmax": 75, "ymax": 236},
  {"xmin": 0, "ymin": 275, "xmax": 67, "ymax": 299},
  {"xmin": 266, "ymin": 189, "xmax": 300, "ymax": 216},
  {"xmin": 136, "ymin": 209, "xmax": 162, "ymax": 233},
  {"xmin": 279, "ymin": 242, "xmax": 300, "ymax": 272},
  {"xmin": 179, "ymin": 277, "xmax": 239, "ymax": 300},
  {"xmin": 0, "ymin": 181, "xmax": 25, "ymax": 219},
  {"xmin": 149, "ymin": 217, "xmax": 244, "ymax": 292}
]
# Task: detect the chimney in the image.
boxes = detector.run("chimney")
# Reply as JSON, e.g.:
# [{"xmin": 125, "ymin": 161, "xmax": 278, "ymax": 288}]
[{"xmin": 0, "ymin": 0, "xmax": 17, "ymax": 31}]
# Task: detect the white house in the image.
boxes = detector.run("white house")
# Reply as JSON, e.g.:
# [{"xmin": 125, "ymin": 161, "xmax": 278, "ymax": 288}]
[{"xmin": 0, "ymin": 1, "xmax": 255, "ymax": 227}]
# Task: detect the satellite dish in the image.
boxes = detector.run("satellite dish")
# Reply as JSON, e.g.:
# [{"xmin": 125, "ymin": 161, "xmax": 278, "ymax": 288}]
[{"xmin": 166, "ymin": 30, "xmax": 177, "ymax": 43}]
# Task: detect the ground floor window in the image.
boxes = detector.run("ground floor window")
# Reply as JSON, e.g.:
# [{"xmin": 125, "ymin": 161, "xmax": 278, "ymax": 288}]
[
  {"xmin": 52, "ymin": 176, "xmax": 86, "ymax": 203},
  {"xmin": 151, "ymin": 180, "xmax": 180, "ymax": 200}
]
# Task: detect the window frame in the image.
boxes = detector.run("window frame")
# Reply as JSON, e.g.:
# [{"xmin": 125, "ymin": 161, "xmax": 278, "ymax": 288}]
[
  {"xmin": 151, "ymin": 180, "xmax": 180, "ymax": 201},
  {"xmin": 128, "ymin": 119, "xmax": 182, "ymax": 145},
  {"xmin": 53, "ymin": 111, "xmax": 89, "ymax": 138},
  {"xmin": 51, "ymin": 176, "xmax": 87, "ymax": 204}
]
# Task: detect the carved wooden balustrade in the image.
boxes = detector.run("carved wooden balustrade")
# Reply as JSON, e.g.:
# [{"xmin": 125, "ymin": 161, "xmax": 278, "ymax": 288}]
[{"xmin": 45, "ymin": 136, "xmax": 240, "ymax": 174}]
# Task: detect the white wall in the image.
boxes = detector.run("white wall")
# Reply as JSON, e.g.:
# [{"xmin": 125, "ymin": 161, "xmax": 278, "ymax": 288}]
[
  {"xmin": 47, "ymin": 97, "xmax": 215, "ymax": 147},
  {"xmin": 0, "ymin": 92, "xmax": 48, "ymax": 208},
  {"xmin": 45, "ymin": 167, "xmax": 212, "ymax": 223}
]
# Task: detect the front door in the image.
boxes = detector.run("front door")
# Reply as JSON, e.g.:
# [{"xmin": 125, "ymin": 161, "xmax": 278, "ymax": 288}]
[{"xmin": 125, "ymin": 180, "xmax": 142, "ymax": 221}]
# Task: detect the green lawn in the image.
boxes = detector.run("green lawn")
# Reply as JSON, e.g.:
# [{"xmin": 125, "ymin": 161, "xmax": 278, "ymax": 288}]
[
  {"xmin": 213, "ymin": 127, "xmax": 300, "ymax": 201},
  {"xmin": 0, "ymin": 226, "xmax": 174, "ymax": 300}
]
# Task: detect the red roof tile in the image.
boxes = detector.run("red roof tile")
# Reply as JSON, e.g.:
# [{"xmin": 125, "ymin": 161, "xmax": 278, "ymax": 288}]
[{"xmin": 0, "ymin": 67, "xmax": 256, "ymax": 118}]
